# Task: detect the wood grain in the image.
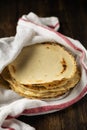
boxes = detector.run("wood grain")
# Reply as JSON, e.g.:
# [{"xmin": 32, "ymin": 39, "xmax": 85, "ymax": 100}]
[{"xmin": 0, "ymin": 0, "xmax": 87, "ymax": 130}]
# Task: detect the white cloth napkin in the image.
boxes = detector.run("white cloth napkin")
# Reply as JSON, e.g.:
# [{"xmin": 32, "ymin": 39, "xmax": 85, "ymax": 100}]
[{"xmin": 0, "ymin": 12, "xmax": 87, "ymax": 130}]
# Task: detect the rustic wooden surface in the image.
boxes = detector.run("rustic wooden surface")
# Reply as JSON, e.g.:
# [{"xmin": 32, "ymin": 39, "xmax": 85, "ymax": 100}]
[{"xmin": 0, "ymin": 0, "xmax": 87, "ymax": 130}]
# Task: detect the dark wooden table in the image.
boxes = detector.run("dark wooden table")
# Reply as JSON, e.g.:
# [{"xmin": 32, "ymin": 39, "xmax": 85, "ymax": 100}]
[{"xmin": 0, "ymin": 0, "xmax": 87, "ymax": 130}]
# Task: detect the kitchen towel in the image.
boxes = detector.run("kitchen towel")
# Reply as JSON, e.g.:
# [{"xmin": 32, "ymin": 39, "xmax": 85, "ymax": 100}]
[{"xmin": 0, "ymin": 12, "xmax": 87, "ymax": 130}]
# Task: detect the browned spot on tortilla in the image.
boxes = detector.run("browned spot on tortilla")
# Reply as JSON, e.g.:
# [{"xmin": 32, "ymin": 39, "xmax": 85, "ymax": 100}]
[
  {"xmin": 46, "ymin": 46, "xmax": 50, "ymax": 49},
  {"xmin": 61, "ymin": 58, "xmax": 67, "ymax": 73}
]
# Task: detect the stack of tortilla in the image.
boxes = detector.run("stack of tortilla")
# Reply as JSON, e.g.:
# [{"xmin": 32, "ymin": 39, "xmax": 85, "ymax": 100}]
[{"xmin": 1, "ymin": 42, "xmax": 80, "ymax": 99}]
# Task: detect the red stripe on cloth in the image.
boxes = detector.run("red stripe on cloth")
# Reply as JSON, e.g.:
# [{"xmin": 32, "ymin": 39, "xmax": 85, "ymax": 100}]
[
  {"xmin": 48, "ymin": 23, "xmax": 59, "ymax": 29},
  {"xmin": 2, "ymin": 126, "xmax": 15, "ymax": 130},
  {"xmin": 19, "ymin": 18, "xmax": 59, "ymax": 29}
]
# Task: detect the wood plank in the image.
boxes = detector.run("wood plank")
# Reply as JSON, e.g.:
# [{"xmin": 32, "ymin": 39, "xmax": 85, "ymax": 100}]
[{"xmin": 0, "ymin": 0, "xmax": 17, "ymax": 37}]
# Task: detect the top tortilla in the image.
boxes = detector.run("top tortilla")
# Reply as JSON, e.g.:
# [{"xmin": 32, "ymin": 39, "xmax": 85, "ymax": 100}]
[{"xmin": 8, "ymin": 42, "xmax": 77, "ymax": 85}]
